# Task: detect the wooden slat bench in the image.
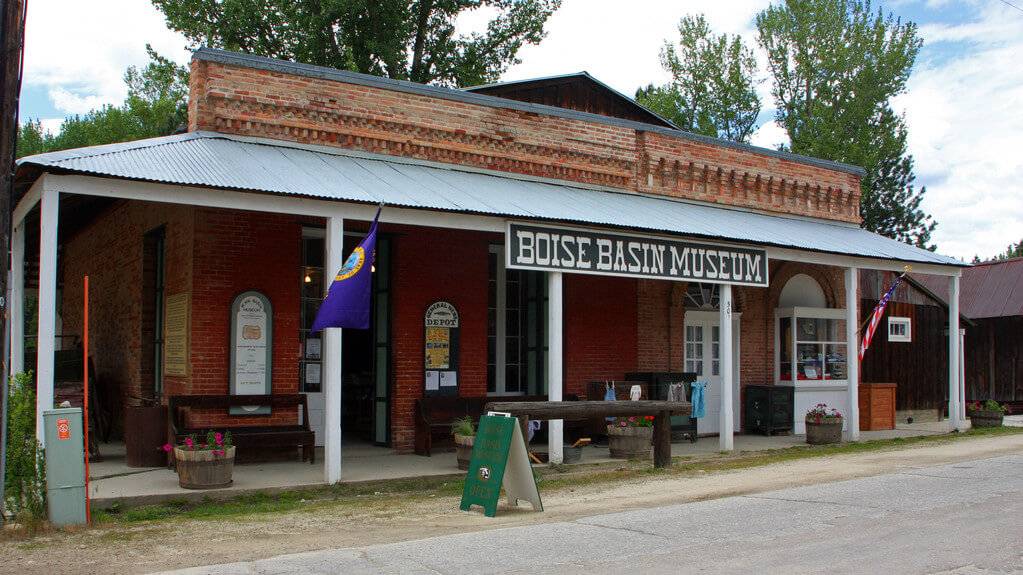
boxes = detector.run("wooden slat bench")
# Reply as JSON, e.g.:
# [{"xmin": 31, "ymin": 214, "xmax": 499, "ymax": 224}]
[{"xmin": 168, "ymin": 394, "xmax": 315, "ymax": 464}]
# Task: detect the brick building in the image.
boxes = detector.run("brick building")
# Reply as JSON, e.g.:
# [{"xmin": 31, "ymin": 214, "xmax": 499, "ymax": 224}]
[{"xmin": 13, "ymin": 48, "xmax": 966, "ymax": 482}]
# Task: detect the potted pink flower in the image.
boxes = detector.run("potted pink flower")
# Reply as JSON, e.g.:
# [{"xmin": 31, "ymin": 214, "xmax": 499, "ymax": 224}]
[
  {"xmin": 805, "ymin": 403, "xmax": 843, "ymax": 445},
  {"xmin": 164, "ymin": 431, "xmax": 235, "ymax": 489},
  {"xmin": 607, "ymin": 416, "xmax": 654, "ymax": 460}
]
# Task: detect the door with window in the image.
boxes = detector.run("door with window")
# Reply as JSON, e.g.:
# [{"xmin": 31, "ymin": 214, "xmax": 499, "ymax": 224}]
[
  {"xmin": 488, "ymin": 245, "xmax": 547, "ymax": 396},
  {"xmin": 684, "ymin": 310, "xmax": 741, "ymax": 434}
]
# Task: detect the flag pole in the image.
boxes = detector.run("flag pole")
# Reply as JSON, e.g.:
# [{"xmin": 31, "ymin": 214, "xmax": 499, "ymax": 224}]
[{"xmin": 83, "ymin": 275, "xmax": 91, "ymax": 523}]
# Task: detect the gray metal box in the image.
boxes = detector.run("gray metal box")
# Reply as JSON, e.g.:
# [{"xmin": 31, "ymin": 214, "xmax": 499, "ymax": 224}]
[{"xmin": 43, "ymin": 408, "xmax": 87, "ymax": 526}]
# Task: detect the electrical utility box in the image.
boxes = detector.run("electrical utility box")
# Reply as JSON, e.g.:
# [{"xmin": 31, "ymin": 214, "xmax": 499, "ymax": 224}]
[{"xmin": 43, "ymin": 408, "xmax": 87, "ymax": 526}]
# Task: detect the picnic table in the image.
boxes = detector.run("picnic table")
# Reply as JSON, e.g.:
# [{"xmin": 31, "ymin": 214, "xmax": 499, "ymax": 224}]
[{"xmin": 483, "ymin": 400, "xmax": 692, "ymax": 468}]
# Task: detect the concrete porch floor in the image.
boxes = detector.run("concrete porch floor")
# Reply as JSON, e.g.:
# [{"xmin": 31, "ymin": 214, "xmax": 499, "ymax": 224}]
[{"xmin": 88, "ymin": 420, "xmax": 961, "ymax": 508}]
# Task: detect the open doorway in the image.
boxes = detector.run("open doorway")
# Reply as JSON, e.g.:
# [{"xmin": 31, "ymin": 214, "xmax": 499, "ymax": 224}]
[{"xmin": 299, "ymin": 228, "xmax": 391, "ymax": 446}]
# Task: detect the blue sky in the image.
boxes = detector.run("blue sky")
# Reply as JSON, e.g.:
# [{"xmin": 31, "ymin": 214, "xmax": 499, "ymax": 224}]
[{"xmin": 17, "ymin": 0, "xmax": 1023, "ymax": 260}]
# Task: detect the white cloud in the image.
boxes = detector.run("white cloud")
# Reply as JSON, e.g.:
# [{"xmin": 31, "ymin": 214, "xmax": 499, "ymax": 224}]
[
  {"xmin": 894, "ymin": 2, "xmax": 1023, "ymax": 259},
  {"xmin": 22, "ymin": 0, "xmax": 190, "ymax": 115},
  {"xmin": 749, "ymin": 120, "xmax": 789, "ymax": 150},
  {"xmin": 38, "ymin": 118, "xmax": 64, "ymax": 135},
  {"xmin": 500, "ymin": 0, "xmax": 772, "ymax": 96}
]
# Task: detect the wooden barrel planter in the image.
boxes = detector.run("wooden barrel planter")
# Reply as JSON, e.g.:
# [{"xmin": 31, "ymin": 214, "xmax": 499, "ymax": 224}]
[
  {"xmin": 174, "ymin": 446, "xmax": 236, "ymax": 489},
  {"xmin": 607, "ymin": 426, "xmax": 653, "ymax": 460},
  {"xmin": 454, "ymin": 434, "xmax": 475, "ymax": 470},
  {"xmin": 805, "ymin": 420, "xmax": 843, "ymax": 445},
  {"xmin": 968, "ymin": 410, "xmax": 1004, "ymax": 428}
]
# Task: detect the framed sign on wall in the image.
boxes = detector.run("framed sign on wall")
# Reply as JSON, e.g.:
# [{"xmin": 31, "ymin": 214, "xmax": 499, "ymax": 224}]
[
  {"xmin": 229, "ymin": 290, "xmax": 273, "ymax": 415},
  {"xmin": 424, "ymin": 301, "xmax": 460, "ymax": 396}
]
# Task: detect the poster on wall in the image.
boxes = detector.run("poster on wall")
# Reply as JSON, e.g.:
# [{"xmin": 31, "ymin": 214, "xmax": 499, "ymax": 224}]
[
  {"xmin": 230, "ymin": 290, "xmax": 273, "ymax": 415},
  {"xmin": 424, "ymin": 301, "xmax": 459, "ymax": 397},
  {"xmin": 163, "ymin": 293, "xmax": 191, "ymax": 377}
]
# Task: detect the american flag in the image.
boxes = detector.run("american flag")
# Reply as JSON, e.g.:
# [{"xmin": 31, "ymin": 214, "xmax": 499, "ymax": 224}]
[{"xmin": 859, "ymin": 270, "xmax": 908, "ymax": 360}]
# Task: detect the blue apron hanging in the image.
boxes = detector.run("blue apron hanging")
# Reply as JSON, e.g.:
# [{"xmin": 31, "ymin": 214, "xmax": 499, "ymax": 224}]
[{"xmin": 690, "ymin": 381, "xmax": 708, "ymax": 419}]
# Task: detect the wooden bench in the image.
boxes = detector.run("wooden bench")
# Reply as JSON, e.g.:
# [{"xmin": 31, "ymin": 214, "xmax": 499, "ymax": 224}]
[
  {"xmin": 414, "ymin": 396, "xmax": 487, "ymax": 456},
  {"xmin": 168, "ymin": 394, "xmax": 315, "ymax": 464}
]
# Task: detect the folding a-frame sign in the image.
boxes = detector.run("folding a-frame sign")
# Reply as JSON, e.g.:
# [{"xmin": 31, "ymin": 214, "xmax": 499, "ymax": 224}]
[{"xmin": 459, "ymin": 414, "xmax": 543, "ymax": 517}]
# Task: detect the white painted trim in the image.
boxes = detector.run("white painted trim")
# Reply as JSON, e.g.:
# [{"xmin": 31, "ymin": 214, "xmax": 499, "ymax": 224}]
[
  {"xmin": 10, "ymin": 222, "xmax": 24, "ymax": 376},
  {"xmin": 12, "ymin": 176, "xmax": 43, "ymax": 227},
  {"xmin": 948, "ymin": 276, "xmax": 961, "ymax": 431},
  {"xmin": 845, "ymin": 268, "xmax": 860, "ymax": 441},
  {"xmin": 43, "ymin": 174, "xmax": 506, "ymax": 232},
  {"xmin": 323, "ymin": 216, "xmax": 344, "ymax": 483},
  {"xmin": 44, "ymin": 174, "xmax": 963, "ymax": 276},
  {"xmin": 718, "ymin": 284, "xmax": 734, "ymax": 451},
  {"xmin": 36, "ymin": 188, "xmax": 59, "ymax": 446},
  {"xmin": 547, "ymin": 271, "xmax": 564, "ymax": 464}
]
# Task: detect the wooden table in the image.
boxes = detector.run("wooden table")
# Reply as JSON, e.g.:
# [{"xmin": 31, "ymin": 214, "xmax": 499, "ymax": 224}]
[{"xmin": 484, "ymin": 400, "xmax": 692, "ymax": 468}]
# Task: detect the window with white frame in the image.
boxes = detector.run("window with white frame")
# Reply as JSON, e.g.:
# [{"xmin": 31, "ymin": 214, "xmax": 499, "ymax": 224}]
[{"xmin": 887, "ymin": 317, "xmax": 911, "ymax": 342}]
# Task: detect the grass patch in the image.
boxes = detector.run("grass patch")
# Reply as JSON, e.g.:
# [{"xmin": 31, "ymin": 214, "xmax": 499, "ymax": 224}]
[{"xmin": 90, "ymin": 426, "xmax": 1022, "ymax": 527}]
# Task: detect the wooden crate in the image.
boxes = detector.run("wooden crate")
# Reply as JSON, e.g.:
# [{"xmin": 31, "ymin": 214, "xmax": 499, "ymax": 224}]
[{"xmin": 859, "ymin": 383, "xmax": 897, "ymax": 431}]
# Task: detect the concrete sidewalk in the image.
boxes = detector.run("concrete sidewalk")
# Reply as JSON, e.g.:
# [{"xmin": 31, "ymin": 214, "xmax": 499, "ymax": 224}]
[
  {"xmin": 163, "ymin": 453, "xmax": 1023, "ymax": 574},
  {"xmin": 88, "ymin": 420, "xmax": 954, "ymax": 507}
]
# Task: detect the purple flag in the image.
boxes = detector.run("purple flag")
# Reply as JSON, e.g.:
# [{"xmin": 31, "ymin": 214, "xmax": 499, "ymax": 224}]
[{"xmin": 311, "ymin": 210, "xmax": 379, "ymax": 332}]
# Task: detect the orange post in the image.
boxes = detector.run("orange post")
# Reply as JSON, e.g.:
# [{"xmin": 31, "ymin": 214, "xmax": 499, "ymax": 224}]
[{"xmin": 83, "ymin": 275, "xmax": 91, "ymax": 523}]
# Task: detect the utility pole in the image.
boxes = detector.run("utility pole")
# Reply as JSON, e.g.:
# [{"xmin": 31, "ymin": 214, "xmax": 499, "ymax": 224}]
[{"xmin": 0, "ymin": 0, "xmax": 27, "ymax": 524}]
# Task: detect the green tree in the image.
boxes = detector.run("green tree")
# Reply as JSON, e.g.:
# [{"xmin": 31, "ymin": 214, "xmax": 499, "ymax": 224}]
[
  {"xmin": 978, "ymin": 239, "xmax": 1023, "ymax": 262},
  {"xmin": 17, "ymin": 46, "xmax": 189, "ymax": 158},
  {"xmin": 151, "ymin": 0, "xmax": 561, "ymax": 87},
  {"xmin": 756, "ymin": 0, "xmax": 935, "ymax": 248},
  {"xmin": 635, "ymin": 14, "xmax": 760, "ymax": 142}
]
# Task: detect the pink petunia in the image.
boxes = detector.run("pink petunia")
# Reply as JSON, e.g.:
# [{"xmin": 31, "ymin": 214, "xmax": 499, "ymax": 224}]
[
  {"xmin": 184, "ymin": 437, "xmax": 194, "ymax": 449},
  {"xmin": 162, "ymin": 443, "xmax": 173, "ymax": 452},
  {"xmin": 215, "ymin": 432, "xmax": 224, "ymax": 445}
]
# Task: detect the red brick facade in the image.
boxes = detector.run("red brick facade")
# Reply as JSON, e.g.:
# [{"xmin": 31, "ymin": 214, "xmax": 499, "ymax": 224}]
[{"xmin": 188, "ymin": 57, "xmax": 861, "ymax": 223}]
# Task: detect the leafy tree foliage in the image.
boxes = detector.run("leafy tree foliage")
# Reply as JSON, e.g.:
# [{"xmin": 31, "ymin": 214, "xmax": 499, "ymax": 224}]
[
  {"xmin": 17, "ymin": 46, "xmax": 188, "ymax": 158},
  {"xmin": 756, "ymin": 0, "xmax": 936, "ymax": 248},
  {"xmin": 973, "ymin": 239, "xmax": 1023, "ymax": 263},
  {"xmin": 151, "ymin": 0, "xmax": 561, "ymax": 87},
  {"xmin": 635, "ymin": 15, "xmax": 760, "ymax": 142}
]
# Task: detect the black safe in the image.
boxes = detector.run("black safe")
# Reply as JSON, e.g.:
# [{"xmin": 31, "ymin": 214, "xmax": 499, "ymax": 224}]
[{"xmin": 744, "ymin": 385, "xmax": 795, "ymax": 435}]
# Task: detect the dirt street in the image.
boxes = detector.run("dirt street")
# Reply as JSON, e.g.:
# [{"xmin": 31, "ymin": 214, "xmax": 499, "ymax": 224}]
[{"xmin": 4, "ymin": 433, "xmax": 1022, "ymax": 575}]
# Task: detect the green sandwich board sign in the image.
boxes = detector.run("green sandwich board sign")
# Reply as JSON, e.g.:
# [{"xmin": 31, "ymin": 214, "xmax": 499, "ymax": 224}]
[{"xmin": 460, "ymin": 414, "xmax": 543, "ymax": 517}]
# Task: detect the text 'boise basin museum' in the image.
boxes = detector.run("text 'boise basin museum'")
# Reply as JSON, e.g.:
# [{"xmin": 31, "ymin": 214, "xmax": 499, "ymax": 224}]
[{"xmin": 13, "ymin": 49, "xmax": 967, "ymax": 482}]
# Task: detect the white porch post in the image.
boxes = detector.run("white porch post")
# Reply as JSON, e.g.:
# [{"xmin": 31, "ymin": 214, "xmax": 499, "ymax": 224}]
[
  {"xmin": 36, "ymin": 189, "xmax": 59, "ymax": 445},
  {"xmin": 10, "ymin": 221, "xmax": 25, "ymax": 376},
  {"xmin": 323, "ymin": 216, "xmax": 344, "ymax": 483},
  {"xmin": 845, "ymin": 267, "xmax": 860, "ymax": 441},
  {"xmin": 948, "ymin": 275, "xmax": 962, "ymax": 431},
  {"xmin": 718, "ymin": 284, "xmax": 734, "ymax": 451},
  {"xmin": 547, "ymin": 271, "xmax": 564, "ymax": 464},
  {"xmin": 959, "ymin": 329, "xmax": 966, "ymax": 422}
]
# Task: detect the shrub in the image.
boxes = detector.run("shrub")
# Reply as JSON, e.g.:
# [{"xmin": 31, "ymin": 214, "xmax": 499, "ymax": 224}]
[
  {"xmin": 805, "ymin": 403, "xmax": 843, "ymax": 424},
  {"xmin": 4, "ymin": 371, "xmax": 47, "ymax": 525},
  {"xmin": 451, "ymin": 416, "xmax": 475, "ymax": 437},
  {"xmin": 967, "ymin": 400, "xmax": 1006, "ymax": 414}
]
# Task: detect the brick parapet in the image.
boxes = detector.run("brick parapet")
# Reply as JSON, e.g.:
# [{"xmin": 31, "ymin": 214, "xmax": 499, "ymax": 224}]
[{"xmin": 189, "ymin": 58, "xmax": 862, "ymax": 224}]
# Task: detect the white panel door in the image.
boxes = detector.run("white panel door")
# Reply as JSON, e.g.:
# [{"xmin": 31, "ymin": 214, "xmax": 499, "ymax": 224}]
[{"xmin": 684, "ymin": 312, "xmax": 740, "ymax": 435}]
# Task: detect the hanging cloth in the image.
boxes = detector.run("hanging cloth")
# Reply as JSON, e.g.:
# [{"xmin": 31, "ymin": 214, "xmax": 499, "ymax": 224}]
[
  {"xmin": 690, "ymin": 381, "xmax": 708, "ymax": 419},
  {"xmin": 603, "ymin": 381, "xmax": 616, "ymax": 422}
]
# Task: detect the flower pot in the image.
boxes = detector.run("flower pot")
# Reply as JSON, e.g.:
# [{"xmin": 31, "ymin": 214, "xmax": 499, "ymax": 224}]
[
  {"xmin": 968, "ymin": 410, "xmax": 1004, "ymax": 428},
  {"xmin": 805, "ymin": 420, "xmax": 843, "ymax": 445},
  {"xmin": 607, "ymin": 426, "xmax": 653, "ymax": 460},
  {"xmin": 174, "ymin": 446, "xmax": 236, "ymax": 489},
  {"xmin": 454, "ymin": 434, "xmax": 475, "ymax": 470}
]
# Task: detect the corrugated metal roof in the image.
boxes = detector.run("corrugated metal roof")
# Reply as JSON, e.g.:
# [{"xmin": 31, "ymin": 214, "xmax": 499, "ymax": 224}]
[
  {"xmin": 913, "ymin": 258, "xmax": 1023, "ymax": 318},
  {"xmin": 16, "ymin": 131, "xmax": 963, "ymax": 268}
]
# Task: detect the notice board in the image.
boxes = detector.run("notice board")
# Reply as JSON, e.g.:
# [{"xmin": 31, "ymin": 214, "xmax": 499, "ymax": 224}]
[
  {"xmin": 163, "ymin": 293, "xmax": 190, "ymax": 377},
  {"xmin": 460, "ymin": 414, "xmax": 542, "ymax": 517},
  {"xmin": 424, "ymin": 301, "xmax": 460, "ymax": 396}
]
